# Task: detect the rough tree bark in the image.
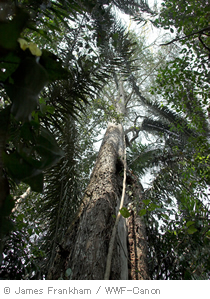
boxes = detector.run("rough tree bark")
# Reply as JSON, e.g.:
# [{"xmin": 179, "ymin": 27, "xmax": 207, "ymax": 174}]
[
  {"xmin": 47, "ymin": 121, "xmax": 150, "ymax": 280},
  {"xmin": 126, "ymin": 174, "xmax": 150, "ymax": 280}
]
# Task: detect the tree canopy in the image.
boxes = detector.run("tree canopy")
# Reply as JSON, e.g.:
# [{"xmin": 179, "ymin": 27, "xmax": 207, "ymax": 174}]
[{"xmin": 0, "ymin": 0, "xmax": 209, "ymax": 280}]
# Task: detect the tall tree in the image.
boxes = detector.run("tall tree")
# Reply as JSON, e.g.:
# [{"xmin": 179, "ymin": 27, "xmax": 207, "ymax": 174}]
[
  {"xmin": 47, "ymin": 76, "xmax": 150, "ymax": 280},
  {"xmin": 1, "ymin": 0, "xmax": 209, "ymax": 280},
  {"xmin": 0, "ymin": 0, "xmax": 154, "ymax": 278},
  {"xmin": 47, "ymin": 21, "xmax": 210, "ymax": 278}
]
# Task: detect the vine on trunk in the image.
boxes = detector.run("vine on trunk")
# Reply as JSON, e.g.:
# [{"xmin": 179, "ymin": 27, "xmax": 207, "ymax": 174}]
[{"xmin": 104, "ymin": 134, "xmax": 127, "ymax": 280}]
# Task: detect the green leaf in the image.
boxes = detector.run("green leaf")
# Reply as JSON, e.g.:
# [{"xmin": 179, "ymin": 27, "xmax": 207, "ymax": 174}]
[
  {"xmin": 205, "ymin": 230, "xmax": 210, "ymax": 237},
  {"xmin": 3, "ymin": 151, "xmax": 40, "ymax": 180},
  {"xmin": 186, "ymin": 221, "xmax": 195, "ymax": 227},
  {"xmin": 24, "ymin": 173, "xmax": 44, "ymax": 193},
  {"xmin": 40, "ymin": 50, "xmax": 69, "ymax": 82},
  {"xmin": 119, "ymin": 207, "xmax": 130, "ymax": 218},
  {"xmin": 65, "ymin": 268, "xmax": 72, "ymax": 278},
  {"xmin": 3, "ymin": 151, "xmax": 43, "ymax": 192},
  {"xmin": 0, "ymin": 52, "xmax": 20, "ymax": 82},
  {"xmin": 6, "ymin": 57, "xmax": 48, "ymax": 122},
  {"xmin": 28, "ymin": 228, "xmax": 33, "ymax": 235},
  {"xmin": 148, "ymin": 203, "xmax": 160, "ymax": 211},
  {"xmin": 162, "ymin": 214, "xmax": 169, "ymax": 220},
  {"xmin": 187, "ymin": 226, "xmax": 198, "ymax": 235},
  {"xmin": 3, "ymin": 120, "xmax": 63, "ymax": 191},
  {"xmin": 142, "ymin": 199, "xmax": 151, "ymax": 206},
  {"xmin": 139, "ymin": 209, "xmax": 147, "ymax": 216},
  {"xmin": 35, "ymin": 127, "xmax": 64, "ymax": 168},
  {"xmin": 0, "ymin": 8, "xmax": 29, "ymax": 52},
  {"xmin": 112, "ymin": 33, "xmax": 119, "ymax": 40}
]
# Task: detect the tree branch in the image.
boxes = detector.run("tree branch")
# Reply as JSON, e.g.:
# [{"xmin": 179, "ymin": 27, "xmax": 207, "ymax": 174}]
[
  {"xmin": 160, "ymin": 26, "xmax": 210, "ymax": 46},
  {"xmin": 12, "ymin": 187, "xmax": 31, "ymax": 212},
  {"xmin": 198, "ymin": 33, "xmax": 210, "ymax": 58}
]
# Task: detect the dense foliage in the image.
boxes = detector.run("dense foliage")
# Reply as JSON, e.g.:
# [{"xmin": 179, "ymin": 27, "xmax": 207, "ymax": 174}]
[
  {"xmin": 0, "ymin": 0, "xmax": 209, "ymax": 279},
  {"xmin": 141, "ymin": 0, "xmax": 210, "ymax": 279}
]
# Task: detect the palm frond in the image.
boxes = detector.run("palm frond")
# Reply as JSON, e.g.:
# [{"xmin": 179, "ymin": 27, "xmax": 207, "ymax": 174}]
[
  {"xmin": 36, "ymin": 117, "xmax": 82, "ymax": 276},
  {"xmin": 113, "ymin": 0, "xmax": 154, "ymax": 18}
]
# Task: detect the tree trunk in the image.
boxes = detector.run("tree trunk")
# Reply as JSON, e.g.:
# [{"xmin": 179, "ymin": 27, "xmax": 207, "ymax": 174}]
[
  {"xmin": 126, "ymin": 174, "xmax": 150, "ymax": 280},
  {"xmin": 47, "ymin": 122, "xmax": 150, "ymax": 280}
]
